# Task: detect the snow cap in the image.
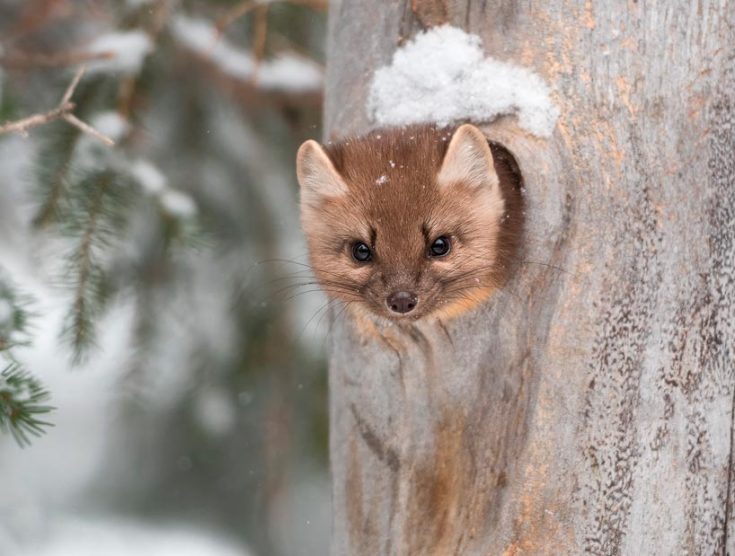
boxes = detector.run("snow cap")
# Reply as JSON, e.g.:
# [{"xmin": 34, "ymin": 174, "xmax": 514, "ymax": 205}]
[{"xmin": 367, "ymin": 25, "xmax": 559, "ymax": 137}]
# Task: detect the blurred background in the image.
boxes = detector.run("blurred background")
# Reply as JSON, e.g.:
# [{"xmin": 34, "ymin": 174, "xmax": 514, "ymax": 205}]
[{"xmin": 0, "ymin": 1, "xmax": 330, "ymax": 554}]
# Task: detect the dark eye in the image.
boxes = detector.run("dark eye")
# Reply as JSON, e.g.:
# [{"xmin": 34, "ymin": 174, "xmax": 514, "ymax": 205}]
[
  {"xmin": 429, "ymin": 236, "xmax": 451, "ymax": 257},
  {"xmin": 352, "ymin": 242, "xmax": 372, "ymax": 262}
]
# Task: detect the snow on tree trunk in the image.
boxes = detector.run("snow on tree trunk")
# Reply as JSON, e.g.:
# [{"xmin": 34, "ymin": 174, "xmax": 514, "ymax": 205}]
[{"xmin": 323, "ymin": 1, "xmax": 735, "ymax": 554}]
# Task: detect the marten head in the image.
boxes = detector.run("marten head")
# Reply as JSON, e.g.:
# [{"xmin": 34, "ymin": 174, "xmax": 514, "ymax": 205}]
[{"xmin": 295, "ymin": 123, "xmax": 522, "ymax": 322}]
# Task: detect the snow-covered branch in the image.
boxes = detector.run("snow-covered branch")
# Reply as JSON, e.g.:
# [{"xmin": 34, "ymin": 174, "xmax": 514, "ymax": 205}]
[{"xmin": 171, "ymin": 15, "xmax": 323, "ymax": 96}]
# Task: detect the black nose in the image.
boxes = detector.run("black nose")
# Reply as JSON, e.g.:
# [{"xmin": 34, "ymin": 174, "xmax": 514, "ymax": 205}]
[{"xmin": 386, "ymin": 291, "xmax": 418, "ymax": 314}]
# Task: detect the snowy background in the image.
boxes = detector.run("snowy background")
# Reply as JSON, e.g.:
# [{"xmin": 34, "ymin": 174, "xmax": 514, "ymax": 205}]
[{"xmin": 0, "ymin": 1, "xmax": 329, "ymax": 555}]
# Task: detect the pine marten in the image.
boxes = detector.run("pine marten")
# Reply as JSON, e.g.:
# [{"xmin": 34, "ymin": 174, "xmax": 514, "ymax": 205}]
[{"xmin": 295, "ymin": 124, "xmax": 523, "ymax": 323}]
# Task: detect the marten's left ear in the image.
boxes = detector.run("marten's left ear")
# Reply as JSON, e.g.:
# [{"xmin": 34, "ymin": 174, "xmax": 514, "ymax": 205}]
[
  {"xmin": 438, "ymin": 124, "xmax": 499, "ymax": 191},
  {"xmin": 296, "ymin": 140, "xmax": 348, "ymax": 206}
]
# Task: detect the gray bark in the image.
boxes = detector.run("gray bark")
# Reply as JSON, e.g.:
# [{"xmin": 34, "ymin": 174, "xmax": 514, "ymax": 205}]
[{"xmin": 323, "ymin": 1, "xmax": 735, "ymax": 554}]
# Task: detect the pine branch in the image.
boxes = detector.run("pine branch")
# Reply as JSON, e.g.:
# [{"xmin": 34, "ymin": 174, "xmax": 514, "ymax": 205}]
[
  {"xmin": 0, "ymin": 279, "xmax": 32, "ymax": 351},
  {"xmin": 0, "ymin": 65, "xmax": 115, "ymax": 147},
  {"xmin": 32, "ymin": 113, "xmax": 83, "ymax": 228},
  {"xmin": 0, "ymin": 362, "xmax": 54, "ymax": 447},
  {"xmin": 60, "ymin": 169, "xmax": 133, "ymax": 362},
  {"xmin": 33, "ymin": 154, "xmax": 73, "ymax": 228},
  {"xmin": 0, "ymin": 277, "xmax": 54, "ymax": 447},
  {"xmin": 64, "ymin": 172, "xmax": 114, "ymax": 362}
]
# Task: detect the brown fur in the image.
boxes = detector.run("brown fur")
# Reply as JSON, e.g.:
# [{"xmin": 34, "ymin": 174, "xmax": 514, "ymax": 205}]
[{"xmin": 297, "ymin": 124, "xmax": 523, "ymax": 323}]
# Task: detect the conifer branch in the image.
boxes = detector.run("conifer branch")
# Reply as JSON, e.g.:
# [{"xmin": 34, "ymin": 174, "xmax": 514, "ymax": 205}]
[
  {"xmin": 0, "ymin": 278, "xmax": 54, "ymax": 447},
  {"xmin": 33, "ymin": 157, "xmax": 72, "ymax": 228},
  {"xmin": 0, "ymin": 362, "xmax": 54, "ymax": 447},
  {"xmin": 66, "ymin": 174, "xmax": 113, "ymax": 361},
  {"xmin": 32, "ymin": 122, "xmax": 80, "ymax": 228},
  {"xmin": 0, "ymin": 65, "xmax": 115, "ymax": 146}
]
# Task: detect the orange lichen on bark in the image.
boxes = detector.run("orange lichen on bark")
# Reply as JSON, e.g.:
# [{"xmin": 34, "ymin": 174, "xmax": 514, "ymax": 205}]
[
  {"xmin": 582, "ymin": 0, "xmax": 596, "ymax": 29},
  {"xmin": 616, "ymin": 76, "xmax": 638, "ymax": 117},
  {"xmin": 687, "ymin": 92, "xmax": 707, "ymax": 121}
]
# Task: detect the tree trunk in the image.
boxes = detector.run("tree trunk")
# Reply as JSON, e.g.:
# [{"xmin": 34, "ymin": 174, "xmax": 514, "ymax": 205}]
[{"xmin": 323, "ymin": 2, "xmax": 735, "ymax": 554}]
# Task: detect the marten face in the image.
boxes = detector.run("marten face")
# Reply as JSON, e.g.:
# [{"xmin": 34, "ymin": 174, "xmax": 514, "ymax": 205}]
[{"xmin": 296, "ymin": 124, "xmax": 516, "ymax": 322}]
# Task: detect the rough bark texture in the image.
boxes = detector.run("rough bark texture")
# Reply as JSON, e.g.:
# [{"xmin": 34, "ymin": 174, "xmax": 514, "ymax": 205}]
[{"xmin": 324, "ymin": 1, "xmax": 735, "ymax": 554}]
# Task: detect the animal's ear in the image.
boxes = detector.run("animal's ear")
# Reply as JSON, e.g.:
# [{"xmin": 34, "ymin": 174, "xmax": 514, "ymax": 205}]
[
  {"xmin": 296, "ymin": 140, "xmax": 348, "ymax": 205},
  {"xmin": 437, "ymin": 124, "xmax": 499, "ymax": 190}
]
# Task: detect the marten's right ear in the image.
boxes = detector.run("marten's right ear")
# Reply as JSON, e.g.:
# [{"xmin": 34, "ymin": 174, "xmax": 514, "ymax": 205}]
[
  {"xmin": 296, "ymin": 140, "xmax": 348, "ymax": 204},
  {"xmin": 438, "ymin": 124, "xmax": 499, "ymax": 191}
]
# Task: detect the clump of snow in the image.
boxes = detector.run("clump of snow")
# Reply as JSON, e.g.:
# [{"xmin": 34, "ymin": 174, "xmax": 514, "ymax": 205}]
[
  {"xmin": 171, "ymin": 16, "xmax": 255, "ymax": 79},
  {"xmin": 170, "ymin": 16, "xmax": 323, "ymax": 93},
  {"xmin": 86, "ymin": 31, "xmax": 153, "ymax": 75},
  {"xmin": 367, "ymin": 25, "xmax": 559, "ymax": 137},
  {"xmin": 160, "ymin": 189, "xmax": 197, "ymax": 218},
  {"xmin": 129, "ymin": 159, "xmax": 197, "ymax": 218},
  {"xmin": 257, "ymin": 55, "xmax": 323, "ymax": 93},
  {"xmin": 89, "ymin": 112, "xmax": 130, "ymax": 142},
  {"xmin": 130, "ymin": 160, "xmax": 167, "ymax": 195},
  {"xmin": 194, "ymin": 388, "xmax": 236, "ymax": 437}
]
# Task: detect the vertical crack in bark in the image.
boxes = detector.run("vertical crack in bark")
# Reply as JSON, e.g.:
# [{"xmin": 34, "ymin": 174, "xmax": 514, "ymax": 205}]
[
  {"xmin": 350, "ymin": 403, "xmax": 400, "ymax": 472},
  {"xmin": 724, "ymin": 384, "xmax": 735, "ymax": 554}
]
